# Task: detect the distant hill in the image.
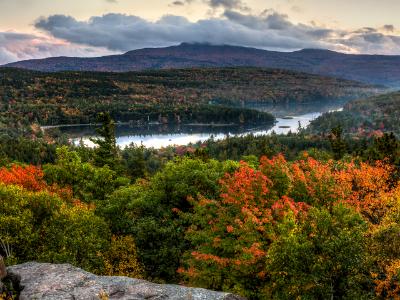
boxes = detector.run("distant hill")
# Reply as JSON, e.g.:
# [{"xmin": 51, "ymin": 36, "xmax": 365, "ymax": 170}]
[
  {"xmin": 308, "ymin": 91, "xmax": 400, "ymax": 135},
  {"xmin": 0, "ymin": 67, "xmax": 378, "ymax": 135},
  {"xmin": 3, "ymin": 43, "xmax": 400, "ymax": 86}
]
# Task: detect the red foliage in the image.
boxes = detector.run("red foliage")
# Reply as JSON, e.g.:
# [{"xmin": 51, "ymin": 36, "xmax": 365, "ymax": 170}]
[
  {"xmin": 181, "ymin": 154, "xmax": 396, "ymax": 292},
  {"xmin": 0, "ymin": 165, "xmax": 47, "ymax": 191},
  {"xmin": 0, "ymin": 164, "xmax": 74, "ymax": 201}
]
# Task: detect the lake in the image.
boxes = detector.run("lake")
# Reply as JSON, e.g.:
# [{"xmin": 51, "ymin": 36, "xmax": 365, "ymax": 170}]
[{"xmin": 54, "ymin": 101, "xmax": 345, "ymax": 149}]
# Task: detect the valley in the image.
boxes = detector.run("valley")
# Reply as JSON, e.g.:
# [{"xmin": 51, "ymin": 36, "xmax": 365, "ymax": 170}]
[
  {"xmin": 0, "ymin": 67, "xmax": 377, "ymax": 138},
  {"xmin": 2, "ymin": 42, "xmax": 400, "ymax": 300}
]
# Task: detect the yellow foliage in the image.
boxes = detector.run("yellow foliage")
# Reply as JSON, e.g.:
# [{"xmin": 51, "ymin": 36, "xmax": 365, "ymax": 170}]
[
  {"xmin": 374, "ymin": 259, "xmax": 400, "ymax": 299},
  {"xmin": 100, "ymin": 236, "xmax": 144, "ymax": 278},
  {"xmin": 369, "ymin": 186, "xmax": 400, "ymax": 298}
]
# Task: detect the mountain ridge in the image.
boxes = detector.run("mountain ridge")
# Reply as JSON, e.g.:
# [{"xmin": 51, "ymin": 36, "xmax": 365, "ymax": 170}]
[{"xmin": 4, "ymin": 43, "xmax": 400, "ymax": 86}]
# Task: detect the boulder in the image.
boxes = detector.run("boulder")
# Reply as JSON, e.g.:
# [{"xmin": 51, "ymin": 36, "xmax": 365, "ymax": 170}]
[{"xmin": 5, "ymin": 262, "xmax": 245, "ymax": 300}]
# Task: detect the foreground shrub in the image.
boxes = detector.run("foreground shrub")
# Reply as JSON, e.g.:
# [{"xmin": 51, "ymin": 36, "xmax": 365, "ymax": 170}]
[
  {"xmin": 180, "ymin": 163, "xmax": 308, "ymax": 298},
  {"xmin": 0, "ymin": 183, "xmax": 141, "ymax": 279},
  {"xmin": 265, "ymin": 205, "xmax": 373, "ymax": 299}
]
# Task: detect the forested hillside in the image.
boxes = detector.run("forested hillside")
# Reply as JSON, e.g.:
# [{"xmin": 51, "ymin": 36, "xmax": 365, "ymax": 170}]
[
  {"xmin": 0, "ymin": 67, "xmax": 379, "ymax": 136},
  {"xmin": 4, "ymin": 43, "xmax": 400, "ymax": 86},
  {"xmin": 309, "ymin": 91, "xmax": 400, "ymax": 135}
]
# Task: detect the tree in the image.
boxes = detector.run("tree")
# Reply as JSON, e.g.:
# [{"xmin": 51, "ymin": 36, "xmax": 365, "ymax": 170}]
[
  {"xmin": 122, "ymin": 144, "xmax": 147, "ymax": 179},
  {"xmin": 103, "ymin": 158, "xmax": 239, "ymax": 282},
  {"xmin": 0, "ymin": 184, "xmax": 110, "ymax": 273},
  {"xmin": 44, "ymin": 146, "xmax": 129, "ymax": 203},
  {"xmin": 91, "ymin": 112, "xmax": 121, "ymax": 169},
  {"xmin": 364, "ymin": 132, "xmax": 400, "ymax": 165},
  {"xmin": 181, "ymin": 162, "xmax": 307, "ymax": 298},
  {"xmin": 329, "ymin": 126, "xmax": 347, "ymax": 160},
  {"xmin": 265, "ymin": 205, "xmax": 373, "ymax": 299}
]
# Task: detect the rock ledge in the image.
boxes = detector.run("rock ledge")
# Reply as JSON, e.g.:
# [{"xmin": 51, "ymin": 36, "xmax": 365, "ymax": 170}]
[{"xmin": 4, "ymin": 262, "xmax": 245, "ymax": 300}]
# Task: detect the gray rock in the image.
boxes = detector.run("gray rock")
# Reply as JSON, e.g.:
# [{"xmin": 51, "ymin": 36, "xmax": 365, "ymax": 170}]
[{"xmin": 6, "ymin": 262, "xmax": 245, "ymax": 300}]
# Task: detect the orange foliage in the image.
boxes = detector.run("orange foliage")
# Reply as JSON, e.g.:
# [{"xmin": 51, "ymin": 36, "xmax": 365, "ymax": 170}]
[
  {"xmin": 181, "ymin": 161, "xmax": 309, "ymax": 287},
  {"xmin": 259, "ymin": 155, "xmax": 394, "ymax": 223},
  {"xmin": 0, "ymin": 165, "xmax": 46, "ymax": 191},
  {"xmin": 182, "ymin": 154, "xmax": 398, "ymax": 295},
  {"xmin": 0, "ymin": 164, "xmax": 74, "ymax": 202},
  {"xmin": 374, "ymin": 259, "xmax": 400, "ymax": 299}
]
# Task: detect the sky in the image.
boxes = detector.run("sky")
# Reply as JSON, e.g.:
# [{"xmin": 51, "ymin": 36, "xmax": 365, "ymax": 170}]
[{"xmin": 1, "ymin": 0, "xmax": 400, "ymax": 64}]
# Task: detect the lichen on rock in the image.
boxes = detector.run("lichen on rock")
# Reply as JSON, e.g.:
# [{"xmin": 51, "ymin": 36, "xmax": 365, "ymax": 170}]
[{"xmin": 2, "ymin": 262, "xmax": 245, "ymax": 300}]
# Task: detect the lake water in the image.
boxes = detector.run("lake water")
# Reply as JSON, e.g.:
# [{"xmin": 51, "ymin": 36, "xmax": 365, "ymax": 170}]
[{"xmin": 55, "ymin": 101, "xmax": 345, "ymax": 149}]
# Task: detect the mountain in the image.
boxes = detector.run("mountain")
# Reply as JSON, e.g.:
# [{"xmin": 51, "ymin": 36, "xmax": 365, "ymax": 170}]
[{"xmin": 4, "ymin": 43, "xmax": 400, "ymax": 86}]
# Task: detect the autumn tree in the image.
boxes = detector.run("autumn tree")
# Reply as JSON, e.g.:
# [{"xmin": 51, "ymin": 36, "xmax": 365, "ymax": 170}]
[
  {"xmin": 265, "ymin": 204, "xmax": 373, "ymax": 299},
  {"xmin": 181, "ymin": 162, "xmax": 307, "ymax": 298}
]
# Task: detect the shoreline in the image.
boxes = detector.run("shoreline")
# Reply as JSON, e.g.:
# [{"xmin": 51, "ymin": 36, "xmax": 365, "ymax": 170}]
[{"xmin": 41, "ymin": 121, "xmax": 273, "ymax": 131}]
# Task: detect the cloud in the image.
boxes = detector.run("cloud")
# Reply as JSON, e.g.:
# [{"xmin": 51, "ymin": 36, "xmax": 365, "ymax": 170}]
[
  {"xmin": 35, "ymin": 10, "xmax": 400, "ymax": 55},
  {"xmin": 170, "ymin": 0, "xmax": 248, "ymax": 11},
  {"xmin": 171, "ymin": 0, "xmax": 194, "ymax": 5},
  {"xmin": 33, "ymin": 12, "xmax": 327, "ymax": 52},
  {"xmin": 171, "ymin": 1, "xmax": 185, "ymax": 5},
  {"xmin": 0, "ymin": 31, "xmax": 114, "ymax": 65},
  {"xmin": 2, "ymin": 8, "xmax": 400, "ymax": 65},
  {"xmin": 207, "ymin": 0, "xmax": 248, "ymax": 11},
  {"xmin": 383, "ymin": 24, "xmax": 395, "ymax": 32}
]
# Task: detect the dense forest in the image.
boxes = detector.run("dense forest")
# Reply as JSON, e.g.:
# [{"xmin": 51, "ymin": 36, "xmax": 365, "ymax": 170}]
[
  {"xmin": 1, "ymin": 65, "xmax": 400, "ymax": 299},
  {"xmin": 0, "ymin": 67, "xmax": 380, "ymax": 136},
  {"xmin": 2, "ymin": 112, "xmax": 400, "ymax": 299},
  {"xmin": 309, "ymin": 91, "xmax": 400, "ymax": 136}
]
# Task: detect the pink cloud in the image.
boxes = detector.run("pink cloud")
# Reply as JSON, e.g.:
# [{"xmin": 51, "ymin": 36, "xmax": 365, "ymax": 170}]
[{"xmin": 0, "ymin": 31, "xmax": 114, "ymax": 64}]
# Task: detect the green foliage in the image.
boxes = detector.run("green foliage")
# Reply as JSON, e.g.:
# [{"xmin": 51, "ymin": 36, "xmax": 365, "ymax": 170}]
[
  {"xmin": 121, "ymin": 144, "xmax": 147, "ymax": 179},
  {"xmin": 266, "ymin": 205, "xmax": 373, "ymax": 299},
  {"xmin": 44, "ymin": 146, "xmax": 129, "ymax": 202},
  {"xmin": 0, "ymin": 135, "xmax": 57, "ymax": 166},
  {"xmin": 329, "ymin": 126, "xmax": 348, "ymax": 160},
  {"xmin": 204, "ymin": 133, "xmax": 332, "ymax": 161},
  {"xmin": 364, "ymin": 133, "xmax": 400, "ymax": 165},
  {"xmin": 0, "ymin": 184, "xmax": 109, "ymax": 273},
  {"xmin": 100, "ymin": 235, "xmax": 144, "ymax": 278},
  {"xmin": 309, "ymin": 91, "xmax": 400, "ymax": 136},
  {"xmin": 91, "ymin": 112, "xmax": 121, "ymax": 170},
  {"xmin": 101, "ymin": 157, "xmax": 239, "ymax": 282}
]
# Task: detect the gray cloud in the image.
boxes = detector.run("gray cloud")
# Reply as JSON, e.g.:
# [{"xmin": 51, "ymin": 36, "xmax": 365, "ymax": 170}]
[
  {"xmin": 2, "ymin": 8, "xmax": 400, "ymax": 65},
  {"xmin": 383, "ymin": 24, "xmax": 395, "ymax": 32},
  {"xmin": 170, "ymin": 0, "xmax": 247, "ymax": 11},
  {"xmin": 171, "ymin": 1, "xmax": 185, "ymax": 5},
  {"xmin": 207, "ymin": 0, "xmax": 247, "ymax": 10},
  {"xmin": 33, "ymin": 12, "xmax": 327, "ymax": 52},
  {"xmin": 35, "ymin": 11, "xmax": 400, "ymax": 55}
]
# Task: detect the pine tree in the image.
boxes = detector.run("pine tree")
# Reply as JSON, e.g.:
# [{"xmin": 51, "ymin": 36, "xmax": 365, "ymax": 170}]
[
  {"xmin": 329, "ymin": 126, "xmax": 347, "ymax": 160},
  {"xmin": 91, "ymin": 112, "xmax": 120, "ymax": 169}
]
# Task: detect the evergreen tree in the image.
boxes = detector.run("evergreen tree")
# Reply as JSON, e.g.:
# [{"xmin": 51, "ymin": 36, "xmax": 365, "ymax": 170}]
[
  {"xmin": 329, "ymin": 126, "xmax": 347, "ymax": 160},
  {"xmin": 365, "ymin": 132, "xmax": 399, "ymax": 165},
  {"xmin": 122, "ymin": 144, "xmax": 147, "ymax": 179},
  {"xmin": 91, "ymin": 112, "xmax": 120, "ymax": 169}
]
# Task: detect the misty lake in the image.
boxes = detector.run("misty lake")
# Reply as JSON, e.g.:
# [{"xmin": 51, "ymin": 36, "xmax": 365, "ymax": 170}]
[{"xmin": 51, "ymin": 101, "xmax": 345, "ymax": 149}]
